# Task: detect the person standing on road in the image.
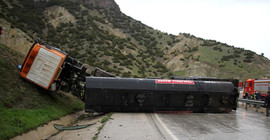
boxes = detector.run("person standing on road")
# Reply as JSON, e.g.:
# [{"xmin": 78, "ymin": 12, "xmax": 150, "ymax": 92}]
[
  {"xmin": 265, "ymin": 91, "xmax": 270, "ymax": 117},
  {"xmin": 255, "ymin": 91, "xmax": 261, "ymax": 100}
]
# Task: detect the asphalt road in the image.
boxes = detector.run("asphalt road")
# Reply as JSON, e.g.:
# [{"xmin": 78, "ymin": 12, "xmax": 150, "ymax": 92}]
[{"xmin": 99, "ymin": 108, "xmax": 270, "ymax": 140}]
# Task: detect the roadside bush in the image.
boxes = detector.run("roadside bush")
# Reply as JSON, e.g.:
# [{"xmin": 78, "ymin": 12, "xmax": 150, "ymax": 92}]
[{"xmin": 213, "ymin": 46, "xmax": 222, "ymax": 52}]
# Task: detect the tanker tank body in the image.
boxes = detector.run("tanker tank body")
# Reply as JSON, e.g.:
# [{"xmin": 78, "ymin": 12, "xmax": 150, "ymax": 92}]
[{"xmin": 85, "ymin": 77, "xmax": 239, "ymax": 113}]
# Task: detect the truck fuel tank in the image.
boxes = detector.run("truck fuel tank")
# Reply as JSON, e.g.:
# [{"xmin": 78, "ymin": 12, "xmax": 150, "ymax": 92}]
[{"xmin": 85, "ymin": 77, "xmax": 239, "ymax": 113}]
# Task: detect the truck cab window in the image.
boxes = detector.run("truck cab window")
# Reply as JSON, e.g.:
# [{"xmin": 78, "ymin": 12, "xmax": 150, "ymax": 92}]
[{"xmin": 245, "ymin": 82, "xmax": 248, "ymax": 87}]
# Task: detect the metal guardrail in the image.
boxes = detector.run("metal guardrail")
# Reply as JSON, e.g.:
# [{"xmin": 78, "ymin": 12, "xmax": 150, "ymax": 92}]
[{"xmin": 238, "ymin": 98, "xmax": 265, "ymax": 112}]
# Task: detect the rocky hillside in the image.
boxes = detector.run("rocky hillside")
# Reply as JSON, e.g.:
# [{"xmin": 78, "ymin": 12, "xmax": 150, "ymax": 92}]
[{"xmin": 1, "ymin": 0, "xmax": 270, "ymax": 81}]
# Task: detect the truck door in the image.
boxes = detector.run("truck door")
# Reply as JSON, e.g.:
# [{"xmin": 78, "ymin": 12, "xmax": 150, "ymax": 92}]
[{"xmin": 243, "ymin": 80, "xmax": 254, "ymax": 98}]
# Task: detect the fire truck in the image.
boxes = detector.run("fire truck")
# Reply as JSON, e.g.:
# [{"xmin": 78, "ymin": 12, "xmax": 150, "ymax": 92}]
[{"xmin": 243, "ymin": 79, "xmax": 270, "ymax": 100}]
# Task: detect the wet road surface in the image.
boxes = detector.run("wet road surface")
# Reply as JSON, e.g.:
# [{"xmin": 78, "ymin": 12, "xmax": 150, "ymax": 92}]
[
  {"xmin": 99, "ymin": 108, "xmax": 270, "ymax": 140},
  {"xmin": 99, "ymin": 113, "xmax": 165, "ymax": 140}
]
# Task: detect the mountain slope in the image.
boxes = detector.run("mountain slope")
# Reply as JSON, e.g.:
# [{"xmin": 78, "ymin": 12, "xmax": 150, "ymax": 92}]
[{"xmin": 0, "ymin": 0, "xmax": 270, "ymax": 81}]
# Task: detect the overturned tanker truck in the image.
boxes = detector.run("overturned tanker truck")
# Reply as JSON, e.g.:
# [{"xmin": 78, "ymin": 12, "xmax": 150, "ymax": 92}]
[{"xmin": 19, "ymin": 42, "xmax": 239, "ymax": 113}]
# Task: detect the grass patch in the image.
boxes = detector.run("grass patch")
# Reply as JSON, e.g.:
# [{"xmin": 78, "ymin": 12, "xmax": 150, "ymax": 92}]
[
  {"xmin": 93, "ymin": 112, "xmax": 113, "ymax": 140},
  {"xmin": 101, "ymin": 112, "xmax": 113, "ymax": 123},
  {"xmin": 0, "ymin": 103, "xmax": 83, "ymax": 139},
  {"xmin": 173, "ymin": 70, "xmax": 186, "ymax": 77},
  {"xmin": 0, "ymin": 94, "xmax": 84, "ymax": 140}
]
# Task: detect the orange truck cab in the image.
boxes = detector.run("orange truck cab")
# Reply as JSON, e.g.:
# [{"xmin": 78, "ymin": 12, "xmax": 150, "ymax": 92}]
[{"xmin": 20, "ymin": 43, "xmax": 67, "ymax": 89}]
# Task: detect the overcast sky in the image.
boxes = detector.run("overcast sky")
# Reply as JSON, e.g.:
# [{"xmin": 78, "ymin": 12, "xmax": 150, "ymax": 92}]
[{"xmin": 114, "ymin": 0, "xmax": 270, "ymax": 59}]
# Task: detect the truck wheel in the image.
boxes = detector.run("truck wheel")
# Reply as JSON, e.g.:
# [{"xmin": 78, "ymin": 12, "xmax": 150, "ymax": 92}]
[{"xmin": 262, "ymin": 97, "xmax": 265, "ymax": 101}]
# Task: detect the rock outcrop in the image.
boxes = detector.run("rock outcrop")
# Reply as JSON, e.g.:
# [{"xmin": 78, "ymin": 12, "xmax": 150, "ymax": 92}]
[{"xmin": 0, "ymin": 18, "xmax": 33, "ymax": 55}]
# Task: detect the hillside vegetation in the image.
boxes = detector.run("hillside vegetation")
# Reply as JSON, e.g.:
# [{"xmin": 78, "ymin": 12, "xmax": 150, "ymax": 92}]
[
  {"xmin": 1, "ymin": 0, "xmax": 270, "ymax": 81},
  {"xmin": 0, "ymin": 44, "xmax": 84, "ymax": 140}
]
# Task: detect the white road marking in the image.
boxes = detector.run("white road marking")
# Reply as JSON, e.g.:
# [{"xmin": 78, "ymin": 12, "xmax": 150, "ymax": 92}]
[{"xmin": 154, "ymin": 113, "xmax": 179, "ymax": 140}]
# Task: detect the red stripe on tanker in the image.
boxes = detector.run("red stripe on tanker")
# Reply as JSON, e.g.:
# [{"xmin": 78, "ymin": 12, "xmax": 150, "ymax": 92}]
[{"xmin": 155, "ymin": 79, "xmax": 194, "ymax": 85}]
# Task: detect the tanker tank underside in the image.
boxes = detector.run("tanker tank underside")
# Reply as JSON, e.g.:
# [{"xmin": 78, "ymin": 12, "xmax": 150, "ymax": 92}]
[{"xmin": 85, "ymin": 77, "xmax": 239, "ymax": 113}]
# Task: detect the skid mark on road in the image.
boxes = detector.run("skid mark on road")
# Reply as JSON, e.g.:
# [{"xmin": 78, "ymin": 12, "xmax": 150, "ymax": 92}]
[
  {"xmin": 148, "ymin": 114, "xmax": 167, "ymax": 140},
  {"xmin": 154, "ymin": 113, "xmax": 179, "ymax": 140}
]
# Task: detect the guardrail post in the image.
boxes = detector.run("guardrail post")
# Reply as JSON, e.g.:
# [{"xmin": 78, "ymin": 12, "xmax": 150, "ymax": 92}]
[{"xmin": 238, "ymin": 98, "xmax": 264, "ymax": 112}]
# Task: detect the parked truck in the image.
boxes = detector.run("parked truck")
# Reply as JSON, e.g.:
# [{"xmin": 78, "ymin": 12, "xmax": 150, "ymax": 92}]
[
  {"xmin": 19, "ymin": 42, "xmax": 239, "ymax": 113},
  {"xmin": 243, "ymin": 79, "xmax": 270, "ymax": 100}
]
